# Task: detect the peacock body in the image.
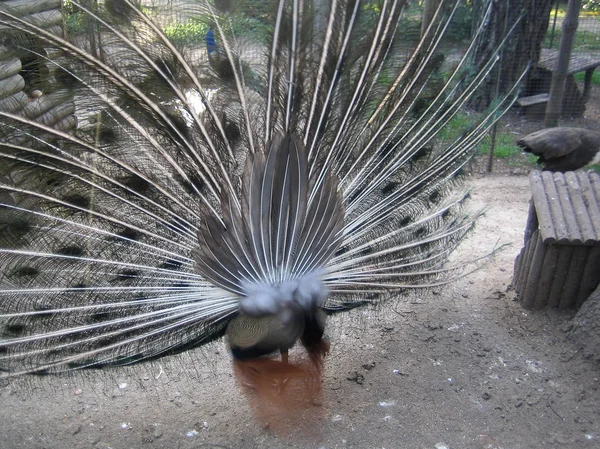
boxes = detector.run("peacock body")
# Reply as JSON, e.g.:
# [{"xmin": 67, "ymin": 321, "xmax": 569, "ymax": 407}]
[{"xmin": 0, "ymin": 0, "xmax": 520, "ymax": 376}]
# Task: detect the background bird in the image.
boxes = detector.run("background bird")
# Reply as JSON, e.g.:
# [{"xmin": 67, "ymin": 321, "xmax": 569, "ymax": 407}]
[
  {"xmin": 517, "ymin": 127, "xmax": 600, "ymax": 172},
  {"xmin": 0, "ymin": 0, "xmax": 520, "ymax": 376}
]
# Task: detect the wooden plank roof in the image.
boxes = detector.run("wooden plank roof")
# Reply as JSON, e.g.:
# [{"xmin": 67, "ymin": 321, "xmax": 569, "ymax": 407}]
[
  {"xmin": 538, "ymin": 48, "xmax": 600, "ymax": 75},
  {"xmin": 530, "ymin": 170, "xmax": 600, "ymax": 245}
]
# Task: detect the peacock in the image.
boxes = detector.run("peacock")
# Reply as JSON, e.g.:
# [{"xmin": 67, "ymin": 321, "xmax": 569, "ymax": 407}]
[
  {"xmin": 0, "ymin": 0, "xmax": 521, "ymax": 377},
  {"xmin": 517, "ymin": 127, "xmax": 600, "ymax": 172}
]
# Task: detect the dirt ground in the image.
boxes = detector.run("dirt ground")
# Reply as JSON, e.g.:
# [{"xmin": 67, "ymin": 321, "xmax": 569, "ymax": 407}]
[
  {"xmin": 1, "ymin": 174, "xmax": 600, "ymax": 448},
  {"xmin": 2, "ymin": 89, "xmax": 600, "ymax": 448}
]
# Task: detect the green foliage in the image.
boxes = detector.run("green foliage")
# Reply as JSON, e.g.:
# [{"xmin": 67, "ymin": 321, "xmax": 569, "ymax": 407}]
[
  {"xmin": 545, "ymin": 28, "xmax": 600, "ymax": 51},
  {"xmin": 478, "ymin": 132, "xmax": 520, "ymax": 159},
  {"xmin": 399, "ymin": 1, "xmax": 474, "ymax": 44},
  {"xmin": 163, "ymin": 19, "xmax": 208, "ymax": 46},
  {"xmin": 437, "ymin": 113, "xmax": 473, "ymax": 142},
  {"xmin": 583, "ymin": 0, "xmax": 600, "ymax": 13},
  {"xmin": 163, "ymin": 16, "xmax": 269, "ymax": 47},
  {"xmin": 63, "ymin": 0, "xmax": 86, "ymax": 35},
  {"xmin": 446, "ymin": 2, "xmax": 473, "ymax": 42},
  {"xmin": 574, "ymin": 70, "xmax": 600, "ymax": 86},
  {"xmin": 65, "ymin": 11, "xmax": 86, "ymax": 35}
]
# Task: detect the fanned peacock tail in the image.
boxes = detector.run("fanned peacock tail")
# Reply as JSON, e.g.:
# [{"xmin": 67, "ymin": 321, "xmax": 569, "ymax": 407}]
[{"xmin": 0, "ymin": 0, "xmax": 522, "ymax": 375}]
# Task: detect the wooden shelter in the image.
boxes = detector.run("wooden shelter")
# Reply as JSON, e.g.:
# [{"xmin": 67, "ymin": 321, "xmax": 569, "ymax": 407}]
[{"xmin": 514, "ymin": 170, "xmax": 600, "ymax": 309}]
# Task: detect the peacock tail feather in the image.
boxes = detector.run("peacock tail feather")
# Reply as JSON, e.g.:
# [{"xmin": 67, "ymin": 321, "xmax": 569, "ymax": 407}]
[{"xmin": 0, "ymin": 0, "xmax": 522, "ymax": 375}]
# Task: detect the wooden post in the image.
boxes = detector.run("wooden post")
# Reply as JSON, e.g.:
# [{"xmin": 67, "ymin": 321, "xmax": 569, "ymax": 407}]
[{"xmin": 544, "ymin": 0, "xmax": 581, "ymax": 127}]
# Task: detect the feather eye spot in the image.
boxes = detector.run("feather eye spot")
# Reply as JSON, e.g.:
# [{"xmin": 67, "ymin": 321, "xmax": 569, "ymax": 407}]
[
  {"xmin": 3, "ymin": 323, "xmax": 26, "ymax": 337},
  {"xmin": 413, "ymin": 146, "xmax": 432, "ymax": 161},
  {"xmin": 44, "ymin": 176, "xmax": 62, "ymax": 189},
  {"xmin": 115, "ymin": 227, "xmax": 141, "ymax": 242},
  {"xmin": 429, "ymin": 190, "xmax": 441, "ymax": 204},
  {"xmin": 11, "ymin": 266, "xmax": 39, "ymax": 278},
  {"xmin": 224, "ymin": 120, "xmax": 241, "ymax": 143},
  {"xmin": 179, "ymin": 173, "xmax": 205, "ymax": 196},
  {"xmin": 89, "ymin": 312, "xmax": 112, "ymax": 323},
  {"xmin": 57, "ymin": 245, "xmax": 85, "ymax": 257},
  {"xmin": 63, "ymin": 193, "xmax": 91, "ymax": 209},
  {"xmin": 415, "ymin": 227, "xmax": 427, "ymax": 238},
  {"xmin": 0, "ymin": 218, "xmax": 32, "ymax": 244},
  {"xmin": 335, "ymin": 246, "xmax": 348, "ymax": 257},
  {"xmin": 159, "ymin": 259, "xmax": 183, "ymax": 270},
  {"xmin": 113, "ymin": 269, "xmax": 140, "ymax": 282},
  {"xmin": 121, "ymin": 174, "xmax": 152, "ymax": 195},
  {"xmin": 98, "ymin": 127, "xmax": 118, "ymax": 144},
  {"xmin": 359, "ymin": 247, "xmax": 373, "ymax": 257},
  {"xmin": 382, "ymin": 182, "xmax": 398, "ymax": 195}
]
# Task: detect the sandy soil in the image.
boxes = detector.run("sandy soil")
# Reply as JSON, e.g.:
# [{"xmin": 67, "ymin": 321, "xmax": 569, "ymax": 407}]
[{"xmin": 1, "ymin": 171, "xmax": 599, "ymax": 449}]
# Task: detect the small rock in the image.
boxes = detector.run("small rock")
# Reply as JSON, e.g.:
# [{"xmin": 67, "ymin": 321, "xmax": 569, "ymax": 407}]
[
  {"xmin": 434, "ymin": 443, "xmax": 450, "ymax": 449},
  {"xmin": 379, "ymin": 400, "xmax": 397, "ymax": 407},
  {"xmin": 362, "ymin": 361, "xmax": 376, "ymax": 371},
  {"xmin": 347, "ymin": 371, "xmax": 364, "ymax": 384},
  {"xmin": 482, "ymin": 392, "xmax": 491, "ymax": 400}
]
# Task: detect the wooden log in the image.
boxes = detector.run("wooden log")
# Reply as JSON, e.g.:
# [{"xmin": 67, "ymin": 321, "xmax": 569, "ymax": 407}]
[
  {"xmin": 514, "ymin": 201, "xmax": 537, "ymax": 288},
  {"xmin": 0, "ymin": 90, "xmax": 27, "ymax": 113},
  {"xmin": 0, "ymin": 58, "xmax": 22, "ymax": 81},
  {"xmin": 53, "ymin": 114, "xmax": 77, "ymax": 133},
  {"xmin": 565, "ymin": 172, "xmax": 596, "ymax": 245},
  {"xmin": 576, "ymin": 171, "xmax": 600, "ymax": 241},
  {"xmin": 513, "ymin": 249, "xmax": 523, "ymax": 292},
  {"xmin": 532, "ymin": 244, "xmax": 560, "ymax": 309},
  {"xmin": 523, "ymin": 200, "xmax": 538, "ymax": 246},
  {"xmin": 553, "ymin": 172, "xmax": 582, "ymax": 244},
  {"xmin": 522, "ymin": 231, "xmax": 547, "ymax": 309},
  {"xmin": 590, "ymin": 174, "xmax": 600, "ymax": 228},
  {"xmin": 515, "ymin": 231, "xmax": 537, "ymax": 298},
  {"xmin": 540, "ymin": 171, "xmax": 569, "ymax": 243},
  {"xmin": 547, "ymin": 245, "xmax": 573, "ymax": 308},
  {"xmin": 0, "ymin": 46, "xmax": 14, "ymax": 60},
  {"xmin": 0, "ymin": 9, "xmax": 62, "ymax": 32},
  {"xmin": 576, "ymin": 247, "xmax": 600, "ymax": 307},
  {"xmin": 0, "ymin": 73, "xmax": 25, "ymax": 100},
  {"xmin": 559, "ymin": 246, "xmax": 588, "ymax": 308},
  {"xmin": 33, "ymin": 101, "xmax": 75, "ymax": 128},
  {"xmin": 0, "ymin": 0, "xmax": 61, "ymax": 16},
  {"xmin": 517, "ymin": 93, "xmax": 549, "ymax": 107},
  {"xmin": 22, "ymin": 90, "xmax": 72, "ymax": 119},
  {"xmin": 45, "ymin": 24, "xmax": 62, "ymax": 37},
  {"xmin": 530, "ymin": 171, "xmax": 557, "ymax": 243}
]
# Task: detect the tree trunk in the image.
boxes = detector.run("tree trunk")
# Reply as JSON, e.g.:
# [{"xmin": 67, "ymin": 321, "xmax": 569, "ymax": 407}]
[
  {"xmin": 544, "ymin": 0, "xmax": 582, "ymax": 127},
  {"xmin": 474, "ymin": 0, "xmax": 554, "ymax": 107}
]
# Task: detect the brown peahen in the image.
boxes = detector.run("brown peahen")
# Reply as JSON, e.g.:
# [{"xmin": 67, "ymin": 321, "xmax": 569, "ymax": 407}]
[
  {"xmin": 0, "ymin": 0, "xmax": 520, "ymax": 376},
  {"xmin": 518, "ymin": 127, "xmax": 600, "ymax": 172}
]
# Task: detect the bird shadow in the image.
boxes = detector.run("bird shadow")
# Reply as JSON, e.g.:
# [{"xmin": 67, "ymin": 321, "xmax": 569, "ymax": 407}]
[{"xmin": 231, "ymin": 341, "xmax": 329, "ymax": 439}]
